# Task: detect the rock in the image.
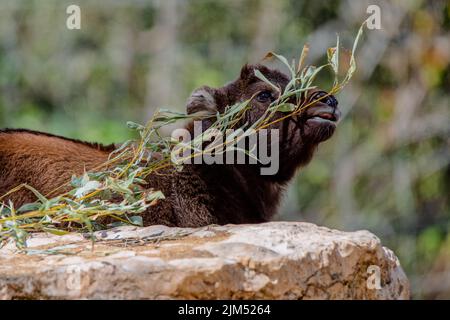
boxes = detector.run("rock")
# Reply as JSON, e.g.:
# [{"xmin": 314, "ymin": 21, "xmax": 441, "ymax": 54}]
[{"xmin": 0, "ymin": 222, "xmax": 409, "ymax": 299}]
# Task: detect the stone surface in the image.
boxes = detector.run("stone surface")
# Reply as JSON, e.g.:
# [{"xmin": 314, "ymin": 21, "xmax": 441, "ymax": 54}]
[{"xmin": 0, "ymin": 222, "xmax": 409, "ymax": 299}]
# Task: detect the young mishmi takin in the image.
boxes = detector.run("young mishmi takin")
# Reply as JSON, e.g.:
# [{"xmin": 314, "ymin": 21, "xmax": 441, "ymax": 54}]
[{"xmin": 0, "ymin": 64, "xmax": 340, "ymax": 227}]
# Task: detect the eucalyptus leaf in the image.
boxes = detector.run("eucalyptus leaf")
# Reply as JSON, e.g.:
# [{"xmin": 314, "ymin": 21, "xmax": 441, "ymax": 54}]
[
  {"xmin": 17, "ymin": 203, "xmax": 41, "ymax": 213},
  {"xmin": 74, "ymin": 181, "xmax": 102, "ymax": 198},
  {"xmin": 276, "ymin": 103, "xmax": 297, "ymax": 112},
  {"xmin": 42, "ymin": 227, "xmax": 70, "ymax": 236},
  {"xmin": 254, "ymin": 69, "xmax": 280, "ymax": 92},
  {"xmin": 129, "ymin": 216, "xmax": 143, "ymax": 227},
  {"xmin": 23, "ymin": 185, "xmax": 48, "ymax": 204},
  {"xmin": 126, "ymin": 121, "xmax": 145, "ymax": 130}
]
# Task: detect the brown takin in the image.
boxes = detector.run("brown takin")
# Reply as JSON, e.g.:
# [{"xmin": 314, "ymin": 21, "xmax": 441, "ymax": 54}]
[{"xmin": 0, "ymin": 64, "xmax": 340, "ymax": 227}]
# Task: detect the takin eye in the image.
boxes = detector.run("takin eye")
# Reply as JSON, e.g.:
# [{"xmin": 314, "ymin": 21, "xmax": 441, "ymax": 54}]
[{"xmin": 256, "ymin": 90, "xmax": 274, "ymax": 103}]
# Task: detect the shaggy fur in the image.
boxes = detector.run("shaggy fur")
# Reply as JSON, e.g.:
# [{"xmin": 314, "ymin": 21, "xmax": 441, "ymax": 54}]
[{"xmin": 0, "ymin": 64, "xmax": 340, "ymax": 227}]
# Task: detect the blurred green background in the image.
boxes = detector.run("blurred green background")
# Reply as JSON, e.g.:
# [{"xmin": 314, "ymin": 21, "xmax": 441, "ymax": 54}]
[{"xmin": 0, "ymin": 0, "xmax": 449, "ymax": 299}]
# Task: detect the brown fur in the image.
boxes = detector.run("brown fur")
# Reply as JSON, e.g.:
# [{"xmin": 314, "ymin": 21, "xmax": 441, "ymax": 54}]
[
  {"xmin": 0, "ymin": 129, "xmax": 116, "ymax": 205},
  {"xmin": 0, "ymin": 64, "xmax": 340, "ymax": 227}
]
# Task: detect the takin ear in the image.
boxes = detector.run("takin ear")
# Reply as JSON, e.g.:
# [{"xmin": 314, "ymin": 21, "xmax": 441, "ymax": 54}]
[
  {"xmin": 239, "ymin": 63, "xmax": 255, "ymax": 82},
  {"xmin": 186, "ymin": 86, "xmax": 218, "ymax": 115}
]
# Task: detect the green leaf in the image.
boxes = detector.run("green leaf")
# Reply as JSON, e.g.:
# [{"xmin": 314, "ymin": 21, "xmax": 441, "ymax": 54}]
[
  {"xmin": 299, "ymin": 65, "xmax": 325, "ymax": 92},
  {"xmin": 74, "ymin": 181, "xmax": 102, "ymax": 198},
  {"xmin": 23, "ymin": 185, "xmax": 48, "ymax": 204},
  {"xmin": 42, "ymin": 227, "xmax": 70, "ymax": 236},
  {"xmin": 129, "ymin": 216, "xmax": 143, "ymax": 227},
  {"xmin": 276, "ymin": 103, "xmax": 297, "ymax": 113},
  {"xmin": 146, "ymin": 190, "xmax": 165, "ymax": 201},
  {"xmin": 105, "ymin": 178, "xmax": 133, "ymax": 195},
  {"xmin": 327, "ymin": 35, "xmax": 340, "ymax": 86},
  {"xmin": 254, "ymin": 69, "xmax": 280, "ymax": 92},
  {"xmin": 17, "ymin": 202, "xmax": 41, "ymax": 213},
  {"xmin": 126, "ymin": 121, "xmax": 145, "ymax": 131},
  {"xmin": 297, "ymin": 44, "xmax": 310, "ymax": 75},
  {"xmin": 42, "ymin": 197, "xmax": 62, "ymax": 211},
  {"xmin": 342, "ymin": 19, "xmax": 367, "ymax": 87},
  {"xmin": 264, "ymin": 51, "xmax": 295, "ymax": 78}
]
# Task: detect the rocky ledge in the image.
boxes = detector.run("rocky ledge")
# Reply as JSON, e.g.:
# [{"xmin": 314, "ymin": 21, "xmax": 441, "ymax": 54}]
[{"xmin": 0, "ymin": 222, "xmax": 409, "ymax": 299}]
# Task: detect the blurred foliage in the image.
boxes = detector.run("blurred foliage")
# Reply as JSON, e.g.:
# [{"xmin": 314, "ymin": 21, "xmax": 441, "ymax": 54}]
[{"xmin": 0, "ymin": 0, "xmax": 449, "ymax": 298}]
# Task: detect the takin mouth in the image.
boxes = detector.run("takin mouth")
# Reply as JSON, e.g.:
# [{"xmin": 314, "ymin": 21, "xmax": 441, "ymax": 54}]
[{"xmin": 306, "ymin": 112, "xmax": 339, "ymax": 124}]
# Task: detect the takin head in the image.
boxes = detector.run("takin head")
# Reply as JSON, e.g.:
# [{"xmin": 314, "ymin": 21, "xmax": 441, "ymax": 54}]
[{"xmin": 185, "ymin": 64, "xmax": 340, "ymax": 182}]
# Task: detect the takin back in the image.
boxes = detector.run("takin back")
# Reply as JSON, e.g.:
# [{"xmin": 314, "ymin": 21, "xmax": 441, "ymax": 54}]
[{"xmin": 0, "ymin": 64, "xmax": 340, "ymax": 227}]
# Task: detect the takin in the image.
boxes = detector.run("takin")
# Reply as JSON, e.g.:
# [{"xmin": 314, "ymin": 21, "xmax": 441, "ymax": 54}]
[{"xmin": 0, "ymin": 64, "xmax": 340, "ymax": 227}]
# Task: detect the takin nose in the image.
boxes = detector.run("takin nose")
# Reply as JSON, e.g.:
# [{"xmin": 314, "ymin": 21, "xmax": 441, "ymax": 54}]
[
  {"xmin": 323, "ymin": 94, "xmax": 338, "ymax": 108},
  {"xmin": 323, "ymin": 95, "xmax": 338, "ymax": 108},
  {"xmin": 314, "ymin": 91, "xmax": 338, "ymax": 108},
  {"xmin": 303, "ymin": 90, "xmax": 339, "ymax": 109}
]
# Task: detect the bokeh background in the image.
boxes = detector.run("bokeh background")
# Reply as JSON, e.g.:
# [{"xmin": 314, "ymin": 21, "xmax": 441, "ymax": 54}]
[{"xmin": 0, "ymin": 0, "xmax": 449, "ymax": 299}]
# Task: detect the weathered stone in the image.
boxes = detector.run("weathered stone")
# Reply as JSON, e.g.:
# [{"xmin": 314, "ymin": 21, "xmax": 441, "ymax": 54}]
[{"xmin": 0, "ymin": 222, "xmax": 409, "ymax": 299}]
